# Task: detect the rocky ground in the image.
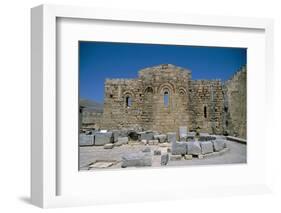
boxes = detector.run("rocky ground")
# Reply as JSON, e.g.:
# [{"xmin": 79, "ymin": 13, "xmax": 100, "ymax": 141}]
[{"xmin": 79, "ymin": 140, "xmax": 246, "ymax": 170}]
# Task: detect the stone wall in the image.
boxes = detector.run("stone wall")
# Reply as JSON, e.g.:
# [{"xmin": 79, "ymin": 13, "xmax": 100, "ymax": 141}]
[
  {"xmin": 102, "ymin": 79, "xmax": 143, "ymax": 130},
  {"xmin": 189, "ymin": 80, "xmax": 224, "ymax": 134},
  {"xmin": 224, "ymin": 66, "xmax": 247, "ymax": 139},
  {"xmin": 99, "ymin": 64, "xmax": 246, "ymax": 138},
  {"xmin": 81, "ymin": 110, "xmax": 103, "ymax": 129}
]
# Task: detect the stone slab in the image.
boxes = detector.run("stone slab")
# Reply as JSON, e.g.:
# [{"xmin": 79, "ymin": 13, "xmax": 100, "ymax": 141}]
[
  {"xmin": 139, "ymin": 132, "xmax": 154, "ymax": 141},
  {"xmin": 184, "ymin": 154, "xmax": 193, "ymax": 160},
  {"xmin": 154, "ymin": 134, "xmax": 167, "ymax": 143},
  {"xmin": 200, "ymin": 141, "xmax": 214, "ymax": 154},
  {"xmin": 170, "ymin": 155, "xmax": 182, "ymax": 161},
  {"xmin": 89, "ymin": 161, "xmax": 115, "ymax": 169},
  {"xmin": 142, "ymin": 147, "xmax": 151, "ymax": 153},
  {"xmin": 141, "ymin": 139, "xmax": 148, "ymax": 145},
  {"xmin": 79, "ymin": 134, "xmax": 94, "ymax": 146},
  {"xmin": 171, "ymin": 141, "xmax": 187, "ymax": 155},
  {"xmin": 148, "ymin": 140, "xmax": 159, "ymax": 145},
  {"xmin": 187, "ymin": 142, "xmax": 202, "ymax": 155},
  {"xmin": 115, "ymin": 137, "xmax": 129, "ymax": 146},
  {"xmin": 159, "ymin": 142, "xmax": 170, "ymax": 147},
  {"xmin": 198, "ymin": 154, "xmax": 204, "ymax": 159},
  {"xmin": 104, "ymin": 143, "xmax": 114, "ymax": 149},
  {"xmin": 187, "ymin": 132, "xmax": 196, "ymax": 141},
  {"xmin": 94, "ymin": 132, "xmax": 113, "ymax": 146},
  {"xmin": 179, "ymin": 126, "xmax": 188, "ymax": 138},
  {"xmin": 212, "ymin": 140, "xmax": 226, "ymax": 152},
  {"xmin": 121, "ymin": 152, "xmax": 152, "ymax": 168},
  {"xmin": 111, "ymin": 130, "xmax": 120, "ymax": 142},
  {"xmin": 167, "ymin": 132, "xmax": 176, "ymax": 143}
]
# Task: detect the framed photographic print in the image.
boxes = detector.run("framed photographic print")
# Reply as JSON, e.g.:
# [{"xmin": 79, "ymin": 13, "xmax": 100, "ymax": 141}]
[{"xmin": 31, "ymin": 4, "xmax": 274, "ymax": 208}]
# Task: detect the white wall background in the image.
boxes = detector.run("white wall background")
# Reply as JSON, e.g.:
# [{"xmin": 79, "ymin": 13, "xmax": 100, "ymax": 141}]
[{"xmin": 0, "ymin": 0, "xmax": 280, "ymax": 212}]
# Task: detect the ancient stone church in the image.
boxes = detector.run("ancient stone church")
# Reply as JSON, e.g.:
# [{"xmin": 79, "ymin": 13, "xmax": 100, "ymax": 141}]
[{"xmin": 100, "ymin": 64, "xmax": 246, "ymax": 138}]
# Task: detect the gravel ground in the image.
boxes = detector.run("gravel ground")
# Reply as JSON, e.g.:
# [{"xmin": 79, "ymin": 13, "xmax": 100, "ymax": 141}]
[{"xmin": 79, "ymin": 140, "xmax": 246, "ymax": 170}]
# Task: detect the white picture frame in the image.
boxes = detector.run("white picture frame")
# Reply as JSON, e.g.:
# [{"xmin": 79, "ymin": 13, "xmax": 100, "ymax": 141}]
[{"xmin": 31, "ymin": 4, "xmax": 274, "ymax": 208}]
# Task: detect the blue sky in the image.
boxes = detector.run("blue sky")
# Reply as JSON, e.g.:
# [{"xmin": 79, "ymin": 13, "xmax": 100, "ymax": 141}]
[{"xmin": 79, "ymin": 41, "xmax": 246, "ymax": 103}]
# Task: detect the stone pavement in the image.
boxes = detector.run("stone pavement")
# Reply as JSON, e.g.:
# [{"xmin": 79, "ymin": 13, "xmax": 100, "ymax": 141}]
[{"xmin": 79, "ymin": 140, "xmax": 246, "ymax": 170}]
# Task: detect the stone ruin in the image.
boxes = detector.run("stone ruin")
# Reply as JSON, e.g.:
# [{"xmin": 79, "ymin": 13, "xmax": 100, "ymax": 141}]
[
  {"xmin": 89, "ymin": 64, "xmax": 247, "ymax": 139},
  {"xmin": 79, "ymin": 64, "xmax": 247, "ymax": 168},
  {"xmin": 80, "ymin": 128, "xmax": 235, "ymax": 168}
]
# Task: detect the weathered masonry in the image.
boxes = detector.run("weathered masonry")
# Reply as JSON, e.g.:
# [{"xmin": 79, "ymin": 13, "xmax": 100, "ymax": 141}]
[{"xmin": 101, "ymin": 64, "xmax": 246, "ymax": 139}]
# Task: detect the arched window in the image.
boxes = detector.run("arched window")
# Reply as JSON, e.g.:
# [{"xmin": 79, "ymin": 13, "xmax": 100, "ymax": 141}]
[
  {"xmin": 204, "ymin": 106, "xmax": 207, "ymax": 118},
  {"xmin": 164, "ymin": 91, "xmax": 169, "ymax": 107},
  {"xmin": 125, "ymin": 96, "xmax": 132, "ymax": 108},
  {"xmin": 145, "ymin": 87, "xmax": 153, "ymax": 94}
]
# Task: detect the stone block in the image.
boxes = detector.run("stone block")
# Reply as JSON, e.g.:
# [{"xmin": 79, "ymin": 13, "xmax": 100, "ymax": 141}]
[
  {"xmin": 212, "ymin": 140, "xmax": 226, "ymax": 152},
  {"xmin": 159, "ymin": 142, "xmax": 170, "ymax": 147},
  {"xmin": 179, "ymin": 126, "xmax": 188, "ymax": 139},
  {"xmin": 171, "ymin": 141, "xmax": 187, "ymax": 155},
  {"xmin": 148, "ymin": 140, "xmax": 158, "ymax": 145},
  {"xmin": 161, "ymin": 154, "xmax": 169, "ymax": 165},
  {"xmin": 94, "ymin": 132, "xmax": 113, "ymax": 146},
  {"xmin": 187, "ymin": 142, "xmax": 202, "ymax": 155},
  {"xmin": 198, "ymin": 154, "xmax": 204, "ymax": 159},
  {"xmin": 79, "ymin": 134, "xmax": 94, "ymax": 146},
  {"xmin": 141, "ymin": 139, "xmax": 148, "ymax": 145},
  {"xmin": 214, "ymin": 135, "xmax": 227, "ymax": 140},
  {"xmin": 115, "ymin": 137, "xmax": 129, "ymax": 146},
  {"xmin": 139, "ymin": 131, "xmax": 154, "ymax": 141},
  {"xmin": 167, "ymin": 132, "xmax": 176, "ymax": 143},
  {"xmin": 142, "ymin": 147, "xmax": 151, "ymax": 153},
  {"xmin": 154, "ymin": 150, "xmax": 161, "ymax": 155},
  {"xmin": 119, "ymin": 129, "xmax": 129, "ymax": 137},
  {"xmin": 200, "ymin": 141, "xmax": 214, "ymax": 154},
  {"xmin": 104, "ymin": 143, "xmax": 114, "ymax": 149},
  {"xmin": 154, "ymin": 134, "xmax": 167, "ymax": 143},
  {"xmin": 170, "ymin": 155, "xmax": 182, "ymax": 161},
  {"xmin": 198, "ymin": 132, "xmax": 210, "ymax": 141},
  {"xmin": 111, "ymin": 130, "xmax": 120, "ymax": 142},
  {"xmin": 187, "ymin": 132, "xmax": 196, "ymax": 141},
  {"xmin": 121, "ymin": 152, "xmax": 152, "ymax": 168},
  {"xmin": 184, "ymin": 154, "xmax": 193, "ymax": 160}
]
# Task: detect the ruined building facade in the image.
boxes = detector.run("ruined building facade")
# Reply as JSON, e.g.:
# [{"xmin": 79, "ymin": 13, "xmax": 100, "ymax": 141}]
[{"xmin": 100, "ymin": 64, "xmax": 246, "ymax": 139}]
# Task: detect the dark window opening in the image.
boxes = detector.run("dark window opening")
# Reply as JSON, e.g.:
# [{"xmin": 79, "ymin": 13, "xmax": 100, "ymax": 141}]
[
  {"xmin": 204, "ymin": 106, "xmax": 207, "ymax": 118},
  {"xmin": 164, "ymin": 91, "xmax": 169, "ymax": 107},
  {"xmin": 145, "ymin": 87, "xmax": 153, "ymax": 94},
  {"xmin": 226, "ymin": 120, "xmax": 229, "ymax": 127},
  {"xmin": 109, "ymin": 94, "xmax": 113, "ymax": 98},
  {"xmin": 224, "ymin": 106, "xmax": 228, "ymax": 113},
  {"xmin": 126, "ymin": 96, "xmax": 132, "ymax": 108}
]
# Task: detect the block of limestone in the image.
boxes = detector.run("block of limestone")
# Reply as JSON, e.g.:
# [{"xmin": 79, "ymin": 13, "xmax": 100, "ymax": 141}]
[
  {"xmin": 167, "ymin": 132, "xmax": 176, "ymax": 143},
  {"xmin": 187, "ymin": 142, "xmax": 202, "ymax": 155},
  {"xmin": 79, "ymin": 134, "xmax": 94, "ymax": 146},
  {"xmin": 171, "ymin": 141, "xmax": 187, "ymax": 155},
  {"xmin": 94, "ymin": 132, "xmax": 113, "ymax": 146},
  {"xmin": 121, "ymin": 152, "xmax": 152, "ymax": 168},
  {"xmin": 212, "ymin": 140, "xmax": 226, "ymax": 152},
  {"xmin": 200, "ymin": 141, "xmax": 214, "ymax": 154}
]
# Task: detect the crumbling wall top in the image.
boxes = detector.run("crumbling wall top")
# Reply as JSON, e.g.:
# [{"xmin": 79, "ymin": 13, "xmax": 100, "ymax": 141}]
[{"xmin": 138, "ymin": 64, "xmax": 191, "ymax": 79}]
